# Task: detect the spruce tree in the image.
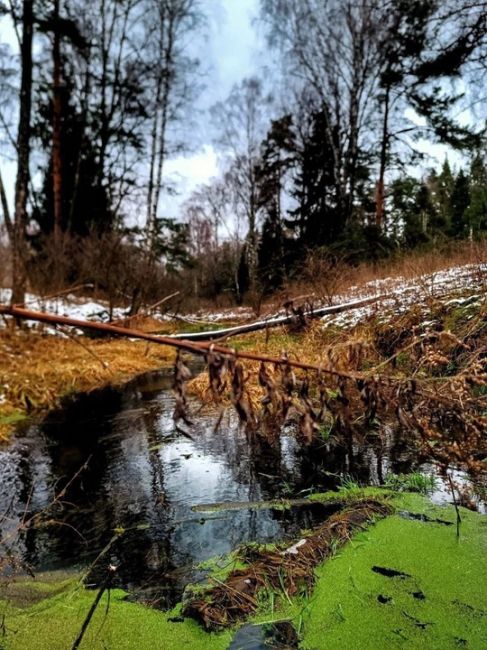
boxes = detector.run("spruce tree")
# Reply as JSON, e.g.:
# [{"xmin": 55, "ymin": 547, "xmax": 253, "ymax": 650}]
[
  {"xmin": 450, "ymin": 169, "xmax": 471, "ymax": 238},
  {"xmin": 465, "ymin": 153, "xmax": 487, "ymax": 235}
]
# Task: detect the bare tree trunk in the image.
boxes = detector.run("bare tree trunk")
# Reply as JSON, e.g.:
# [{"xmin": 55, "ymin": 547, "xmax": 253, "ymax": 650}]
[
  {"xmin": 149, "ymin": 58, "xmax": 173, "ymax": 250},
  {"xmin": 0, "ymin": 167, "xmax": 12, "ymax": 239},
  {"xmin": 145, "ymin": 4, "xmax": 176, "ymax": 256},
  {"xmin": 375, "ymin": 83, "xmax": 390, "ymax": 229},
  {"xmin": 52, "ymin": 0, "xmax": 63, "ymax": 246},
  {"xmin": 69, "ymin": 52, "xmax": 91, "ymax": 229},
  {"xmin": 11, "ymin": 0, "xmax": 34, "ymax": 307},
  {"xmin": 246, "ymin": 211, "xmax": 258, "ymax": 293}
]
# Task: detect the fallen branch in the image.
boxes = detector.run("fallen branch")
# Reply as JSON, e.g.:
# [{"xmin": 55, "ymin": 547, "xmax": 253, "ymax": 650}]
[
  {"xmin": 168, "ymin": 294, "xmax": 385, "ymax": 341},
  {"xmin": 192, "ymin": 497, "xmax": 320, "ymax": 513}
]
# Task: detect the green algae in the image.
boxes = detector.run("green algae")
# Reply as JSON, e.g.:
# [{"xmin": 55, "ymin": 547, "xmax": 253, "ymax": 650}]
[
  {"xmin": 298, "ymin": 493, "xmax": 487, "ymax": 649},
  {"xmin": 224, "ymin": 492, "xmax": 487, "ymax": 649},
  {"xmin": 0, "ymin": 576, "xmax": 232, "ymax": 650}
]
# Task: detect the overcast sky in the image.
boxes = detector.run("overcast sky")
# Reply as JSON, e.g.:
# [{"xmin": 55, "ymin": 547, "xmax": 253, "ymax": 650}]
[{"xmin": 161, "ymin": 0, "xmax": 262, "ymax": 215}]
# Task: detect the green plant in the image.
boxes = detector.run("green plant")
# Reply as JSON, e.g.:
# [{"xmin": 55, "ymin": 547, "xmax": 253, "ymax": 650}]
[
  {"xmin": 384, "ymin": 471, "xmax": 437, "ymax": 494},
  {"xmin": 339, "ymin": 475, "xmax": 360, "ymax": 491},
  {"xmin": 319, "ymin": 421, "xmax": 333, "ymax": 441}
]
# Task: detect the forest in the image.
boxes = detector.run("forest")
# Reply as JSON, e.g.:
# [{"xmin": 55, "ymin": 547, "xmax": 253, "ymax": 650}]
[
  {"xmin": 0, "ymin": 0, "xmax": 486, "ymax": 311},
  {"xmin": 0, "ymin": 2, "xmax": 487, "ymax": 650}
]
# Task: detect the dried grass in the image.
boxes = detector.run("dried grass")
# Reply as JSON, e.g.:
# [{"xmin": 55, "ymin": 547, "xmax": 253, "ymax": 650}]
[
  {"xmin": 0, "ymin": 329, "xmax": 174, "ymax": 440},
  {"xmin": 186, "ymin": 289, "xmax": 487, "ymax": 471}
]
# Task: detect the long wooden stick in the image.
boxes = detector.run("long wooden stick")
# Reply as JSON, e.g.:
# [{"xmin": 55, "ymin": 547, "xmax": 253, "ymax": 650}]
[
  {"xmin": 169, "ymin": 294, "xmax": 384, "ymax": 341},
  {"xmin": 0, "ymin": 304, "xmax": 361, "ymax": 379}
]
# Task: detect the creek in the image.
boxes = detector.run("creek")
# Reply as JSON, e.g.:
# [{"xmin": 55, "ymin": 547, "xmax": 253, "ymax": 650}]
[{"xmin": 0, "ymin": 368, "xmax": 476, "ymax": 609}]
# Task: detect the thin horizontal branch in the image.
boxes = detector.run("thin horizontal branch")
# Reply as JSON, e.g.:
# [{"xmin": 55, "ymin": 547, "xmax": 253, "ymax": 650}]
[{"xmin": 0, "ymin": 304, "xmax": 361, "ymax": 379}]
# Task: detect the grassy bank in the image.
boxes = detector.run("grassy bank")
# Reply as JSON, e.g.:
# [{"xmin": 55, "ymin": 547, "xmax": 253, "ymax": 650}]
[
  {"xmin": 1, "ymin": 492, "xmax": 486, "ymax": 649},
  {"xmin": 0, "ymin": 329, "xmax": 175, "ymax": 440}
]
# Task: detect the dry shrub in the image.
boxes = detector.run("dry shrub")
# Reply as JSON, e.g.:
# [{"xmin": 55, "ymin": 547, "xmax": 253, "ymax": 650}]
[
  {"xmin": 184, "ymin": 289, "xmax": 487, "ymax": 474},
  {"xmin": 24, "ymin": 231, "xmax": 186, "ymax": 318}
]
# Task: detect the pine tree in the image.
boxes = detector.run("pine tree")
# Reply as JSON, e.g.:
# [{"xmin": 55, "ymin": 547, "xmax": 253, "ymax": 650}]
[{"xmin": 450, "ymin": 169, "xmax": 471, "ymax": 238}]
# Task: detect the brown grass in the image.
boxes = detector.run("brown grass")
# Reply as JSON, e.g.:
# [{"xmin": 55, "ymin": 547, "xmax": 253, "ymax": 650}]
[
  {"xmin": 0, "ymin": 329, "xmax": 175, "ymax": 441},
  {"xmin": 187, "ymin": 284, "xmax": 487, "ymax": 468},
  {"xmin": 272, "ymin": 238, "xmax": 487, "ymax": 312}
]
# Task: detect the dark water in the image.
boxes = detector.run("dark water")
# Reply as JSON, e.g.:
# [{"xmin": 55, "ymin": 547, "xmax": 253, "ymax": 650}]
[
  {"xmin": 229, "ymin": 621, "xmax": 299, "ymax": 649},
  {"xmin": 0, "ymin": 368, "xmax": 460, "ymax": 608}
]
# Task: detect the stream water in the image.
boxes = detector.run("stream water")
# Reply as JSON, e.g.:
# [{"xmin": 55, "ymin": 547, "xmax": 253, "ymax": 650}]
[{"xmin": 0, "ymin": 368, "xmax": 477, "ymax": 612}]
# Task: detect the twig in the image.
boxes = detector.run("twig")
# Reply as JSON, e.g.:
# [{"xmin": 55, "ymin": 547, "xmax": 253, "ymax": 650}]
[
  {"xmin": 111, "ymin": 291, "xmax": 180, "ymax": 326},
  {"xmin": 447, "ymin": 474, "xmax": 462, "ymax": 540},
  {"xmin": 57, "ymin": 325, "xmax": 110, "ymax": 370},
  {"xmin": 71, "ymin": 564, "xmax": 117, "ymax": 650},
  {"xmin": 24, "ymin": 284, "xmax": 95, "ymax": 306}
]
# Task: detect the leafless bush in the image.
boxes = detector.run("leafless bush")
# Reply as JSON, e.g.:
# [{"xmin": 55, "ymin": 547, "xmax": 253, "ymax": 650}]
[
  {"xmin": 25, "ymin": 231, "xmax": 186, "ymax": 318},
  {"xmin": 301, "ymin": 251, "xmax": 352, "ymax": 305}
]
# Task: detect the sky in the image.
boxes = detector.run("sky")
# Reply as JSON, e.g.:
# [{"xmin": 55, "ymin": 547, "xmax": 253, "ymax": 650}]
[
  {"xmin": 160, "ymin": 0, "xmax": 261, "ymax": 215},
  {"xmin": 0, "ymin": 0, "xmax": 469, "ymax": 225}
]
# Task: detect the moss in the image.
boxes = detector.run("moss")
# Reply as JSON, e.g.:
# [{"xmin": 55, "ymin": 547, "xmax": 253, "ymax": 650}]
[
  {"xmin": 0, "ymin": 409, "xmax": 27, "ymax": 440},
  {"xmin": 1, "ymin": 578, "xmax": 232, "ymax": 650},
  {"xmin": 308, "ymin": 486, "xmax": 392, "ymax": 503},
  {"xmin": 299, "ymin": 494, "xmax": 487, "ymax": 649}
]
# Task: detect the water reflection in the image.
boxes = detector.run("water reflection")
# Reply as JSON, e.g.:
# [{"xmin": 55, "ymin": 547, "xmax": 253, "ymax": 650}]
[{"xmin": 0, "ymin": 369, "xmax": 458, "ymax": 606}]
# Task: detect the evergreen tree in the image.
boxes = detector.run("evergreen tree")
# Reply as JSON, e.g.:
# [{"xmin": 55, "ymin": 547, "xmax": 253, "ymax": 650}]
[
  {"xmin": 434, "ymin": 158, "xmax": 455, "ymax": 229},
  {"xmin": 256, "ymin": 115, "xmax": 295, "ymax": 291},
  {"xmin": 32, "ymin": 69, "xmax": 114, "ymax": 237},
  {"xmin": 465, "ymin": 153, "xmax": 487, "ymax": 235},
  {"xmin": 450, "ymin": 169, "xmax": 471, "ymax": 238}
]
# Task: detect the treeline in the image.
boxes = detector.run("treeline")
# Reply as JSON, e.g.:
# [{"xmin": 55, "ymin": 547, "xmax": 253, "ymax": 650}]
[
  {"xmin": 0, "ymin": 0, "xmax": 486, "ymax": 312},
  {"xmin": 184, "ymin": 0, "xmax": 487, "ymax": 301},
  {"xmin": 0, "ymin": 0, "xmax": 202, "ymax": 309}
]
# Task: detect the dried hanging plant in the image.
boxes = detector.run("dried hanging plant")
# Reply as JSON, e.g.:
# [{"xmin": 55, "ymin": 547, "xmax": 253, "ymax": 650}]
[{"xmin": 173, "ymin": 350, "xmax": 193, "ymax": 427}]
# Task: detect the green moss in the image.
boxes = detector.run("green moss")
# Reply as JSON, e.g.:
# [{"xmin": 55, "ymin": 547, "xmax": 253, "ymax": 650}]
[
  {"xmin": 299, "ymin": 494, "xmax": 487, "ymax": 649},
  {"xmin": 1, "ymin": 577, "xmax": 232, "ymax": 650},
  {"xmin": 308, "ymin": 486, "xmax": 392, "ymax": 503}
]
